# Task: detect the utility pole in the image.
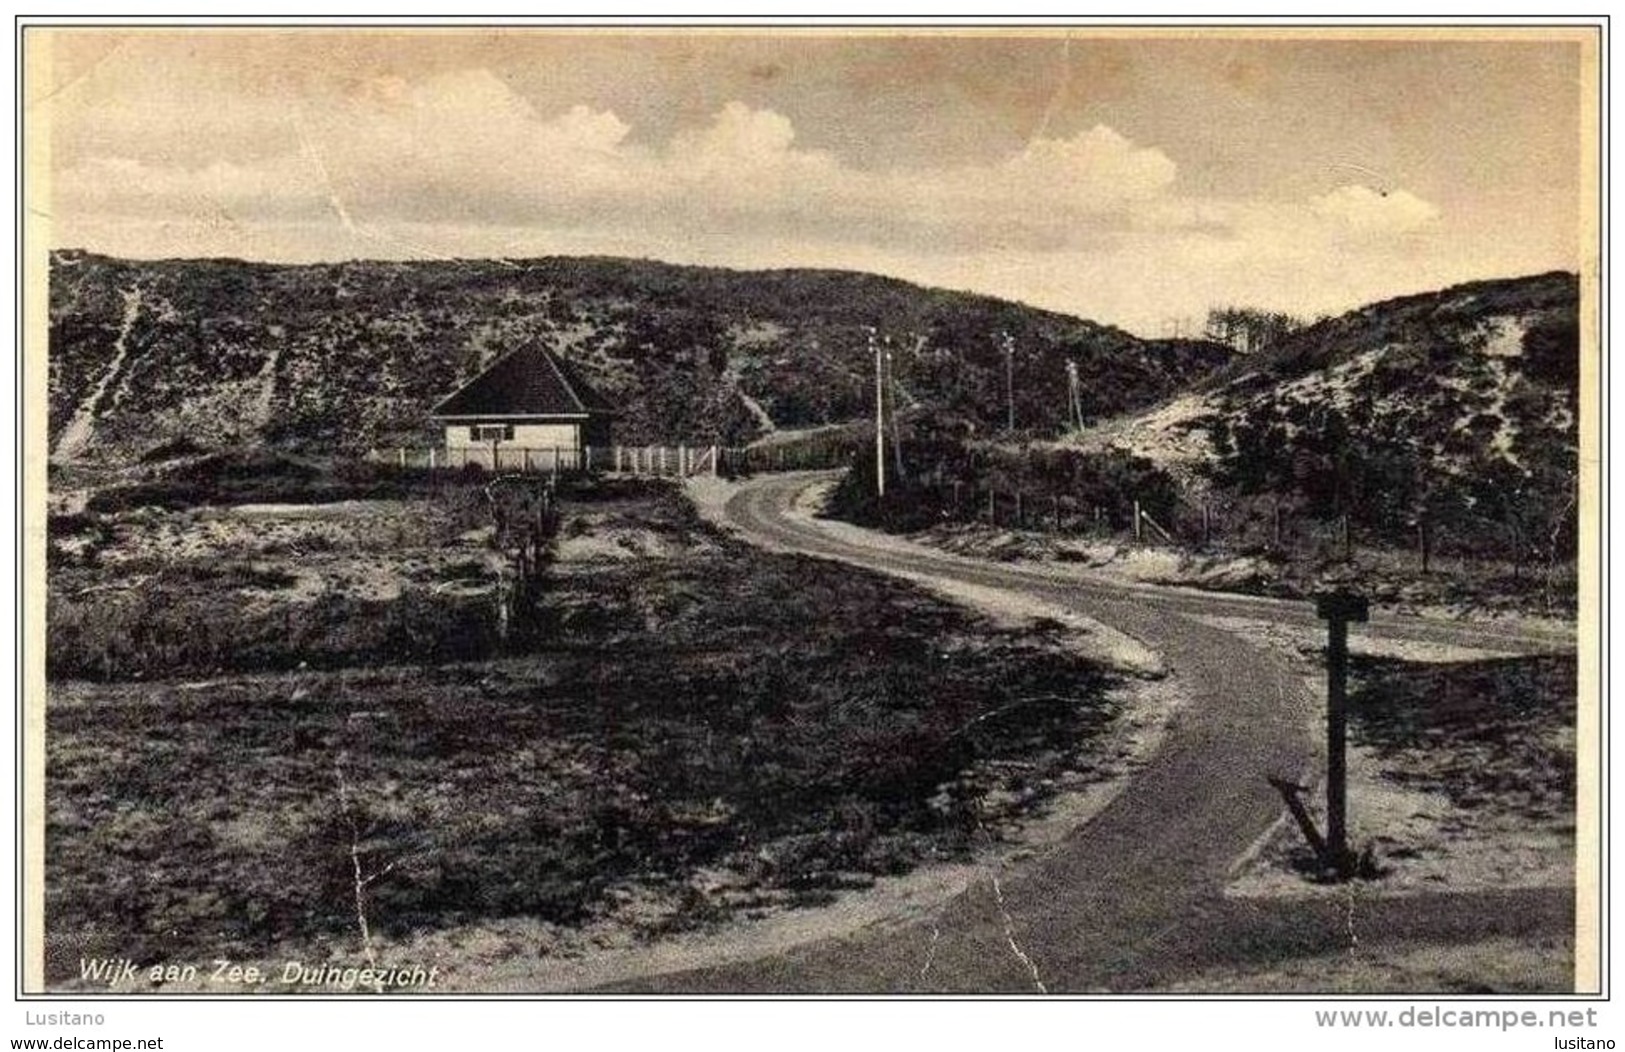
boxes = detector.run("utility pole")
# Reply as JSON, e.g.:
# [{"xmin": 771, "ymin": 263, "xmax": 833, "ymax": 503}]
[
  {"xmin": 1065, "ymin": 360, "xmax": 1084, "ymax": 431},
  {"xmin": 871, "ymin": 326, "xmax": 885, "ymax": 498},
  {"xmin": 1001, "ymin": 330, "xmax": 1016, "ymax": 433},
  {"xmin": 886, "ymin": 339, "xmax": 906, "ymax": 483}
]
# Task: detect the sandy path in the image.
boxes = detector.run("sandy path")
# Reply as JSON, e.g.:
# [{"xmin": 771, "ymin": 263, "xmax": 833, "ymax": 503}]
[{"xmin": 54, "ymin": 286, "xmax": 144, "ymax": 459}]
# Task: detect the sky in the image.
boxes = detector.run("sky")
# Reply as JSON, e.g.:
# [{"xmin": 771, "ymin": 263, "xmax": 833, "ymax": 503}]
[{"xmin": 27, "ymin": 28, "xmax": 1593, "ymax": 336}]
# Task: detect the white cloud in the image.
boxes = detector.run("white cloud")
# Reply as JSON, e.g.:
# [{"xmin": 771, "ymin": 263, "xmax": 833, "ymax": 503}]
[
  {"xmin": 1000, "ymin": 125, "xmax": 1177, "ymax": 209},
  {"xmin": 49, "ymin": 68, "xmax": 1471, "ymax": 332},
  {"xmin": 53, "ymin": 69, "xmax": 1188, "ymax": 247},
  {"xmin": 672, "ymin": 101, "xmax": 799, "ymax": 166},
  {"xmin": 1310, "ymin": 184, "xmax": 1442, "ymax": 235},
  {"xmin": 54, "ymin": 154, "xmax": 327, "ymax": 222}
]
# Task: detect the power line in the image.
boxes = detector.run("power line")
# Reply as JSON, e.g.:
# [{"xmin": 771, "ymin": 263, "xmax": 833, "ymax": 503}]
[{"xmin": 886, "ymin": 338, "xmax": 907, "ymax": 483}]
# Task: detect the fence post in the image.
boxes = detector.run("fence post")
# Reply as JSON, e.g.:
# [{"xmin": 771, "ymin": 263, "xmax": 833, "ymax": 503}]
[
  {"xmin": 987, "ymin": 489, "xmax": 995, "ymax": 524},
  {"xmin": 1139, "ymin": 508, "xmax": 1176, "ymax": 545},
  {"xmin": 1053, "ymin": 495, "xmax": 1061, "ymax": 532},
  {"xmin": 952, "ymin": 481, "xmax": 962, "ymax": 514},
  {"xmin": 1133, "ymin": 500, "xmax": 1144, "ymax": 542},
  {"xmin": 1015, "ymin": 490, "xmax": 1024, "ymax": 527},
  {"xmin": 585, "ymin": 446, "xmax": 594, "ymax": 472},
  {"xmin": 711, "ymin": 445, "xmax": 719, "ymax": 478},
  {"xmin": 398, "ymin": 447, "xmax": 407, "ymax": 468},
  {"xmin": 1273, "ymin": 503, "xmax": 1283, "ymax": 548},
  {"xmin": 1418, "ymin": 518, "xmax": 1431, "ymax": 574},
  {"xmin": 429, "ymin": 448, "xmax": 437, "ymax": 470},
  {"xmin": 660, "ymin": 446, "xmax": 668, "ymax": 475},
  {"xmin": 1202, "ymin": 503, "xmax": 1211, "ymax": 547}
]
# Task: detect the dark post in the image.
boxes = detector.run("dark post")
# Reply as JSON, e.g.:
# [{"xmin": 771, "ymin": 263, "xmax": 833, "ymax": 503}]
[
  {"xmin": 1015, "ymin": 490, "xmax": 1024, "ymax": 527},
  {"xmin": 953, "ymin": 480, "xmax": 962, "ymax": 514},
  {"xmin": 1315, "ymin": 590, "xmax": 1369, "ymax": 878},
  {"xmin": 1201, "ymin": 502, "xmax": 1211, "ymax": 548},
  {"xmin": 1267, "ymin": 777, "xmax": 1328, "ymax": 864},
  {"xmin": 1418, "ymin": 518, "xmax": 1431, "ymax": 574},
  {"xmin": 987, "ymin": 488, "xmax": 995, "ymax": 523}
]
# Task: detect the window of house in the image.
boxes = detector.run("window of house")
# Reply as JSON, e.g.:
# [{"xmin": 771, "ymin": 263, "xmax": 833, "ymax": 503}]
[{"xmin": 472, "ymin": 424, "xmax": 513, "ymax": 442}]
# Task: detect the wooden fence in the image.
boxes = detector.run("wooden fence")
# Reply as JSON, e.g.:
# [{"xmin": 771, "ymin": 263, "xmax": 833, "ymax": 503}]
[
  {"xmin": 904, "ymin": 477, "xmax": 1568, "ymax": 583},
  {"xmin": 367, "ymin": 444, "xmax": 721, "ymax": 477},
  {"xmin": 370, "ymin": 439, "xmax": 856, "ymax": 478},
  {"xmin": 716, "ymin": 441, "xmax": 854, "ymax": 476}
]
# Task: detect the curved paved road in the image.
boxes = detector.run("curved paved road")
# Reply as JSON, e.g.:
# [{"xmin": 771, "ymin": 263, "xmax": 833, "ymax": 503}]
[{"xmin": 608, "ymin": 472, "xmax": 1574, "ymax": 993}]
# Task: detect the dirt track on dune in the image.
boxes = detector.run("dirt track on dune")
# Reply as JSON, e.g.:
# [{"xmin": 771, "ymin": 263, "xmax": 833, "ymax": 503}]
[{"xmin": 603, "ymin": 472, "xmax": 1576, "ymax": 993}]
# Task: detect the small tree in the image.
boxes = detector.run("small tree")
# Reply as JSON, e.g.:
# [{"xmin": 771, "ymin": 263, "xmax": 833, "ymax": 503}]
[{"xmin": 1205, "ymin": 306, "xmax": 1305, "ymax": 355}]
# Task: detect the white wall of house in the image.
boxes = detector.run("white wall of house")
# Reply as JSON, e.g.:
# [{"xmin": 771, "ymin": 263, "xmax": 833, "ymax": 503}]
[{"xmin": 443, "ymin": 421, "xmax": 583, "ymax": 450}]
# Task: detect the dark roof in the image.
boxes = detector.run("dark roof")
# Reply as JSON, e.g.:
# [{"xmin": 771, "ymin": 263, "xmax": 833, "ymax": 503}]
[{"xmin": 432, "ymin": 345, "xmax": 614, "ymax": 418}]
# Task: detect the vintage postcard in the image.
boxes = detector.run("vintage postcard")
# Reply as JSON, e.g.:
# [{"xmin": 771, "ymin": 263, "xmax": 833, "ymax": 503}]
[{"xmin": 20, "ymin": 22, "xmax": 1602, "ymax": 998}]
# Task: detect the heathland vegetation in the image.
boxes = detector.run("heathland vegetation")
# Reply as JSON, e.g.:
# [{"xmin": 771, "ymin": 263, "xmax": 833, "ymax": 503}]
[{"xmin": 47, "ymin": 457, "xmax": 1129, "ymax": 984}]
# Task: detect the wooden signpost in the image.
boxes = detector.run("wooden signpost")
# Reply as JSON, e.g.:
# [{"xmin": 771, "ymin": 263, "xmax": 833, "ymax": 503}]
[{"xmin": 1315, "ymin": 589, "xmax": 1369, "ymax": 877}]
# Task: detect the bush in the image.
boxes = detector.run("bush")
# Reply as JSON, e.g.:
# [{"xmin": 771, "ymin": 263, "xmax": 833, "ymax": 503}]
[
  {"xmin": 85, "ymin": 447, "xmax": 451, "ymax": 513},
  {"xmin": 47, "ymin": 580, "xmax": 504, "ymax": 681},
  {"xmin": 826, "ymin": 425, "xmax": 1181, "ymax": 535}
]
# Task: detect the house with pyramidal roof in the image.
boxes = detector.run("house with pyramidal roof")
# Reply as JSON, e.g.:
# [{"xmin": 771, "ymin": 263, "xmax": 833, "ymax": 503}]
[{"xmin": 431, "ymin": 344, "xmax": 614, "ymax": 468}]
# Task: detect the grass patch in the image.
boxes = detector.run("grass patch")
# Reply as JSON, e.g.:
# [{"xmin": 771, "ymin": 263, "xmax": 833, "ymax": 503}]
[
  {"xmin": 1157, "ymin": 934, "xmax": 1572, "ymax": 994},
  {"xmin": 81, "ymin": 447, "xmax": 480, "ymax": 514},
  {"xmin": 49, "ymin": 584, "xmax": 507, "ymax": 680},
  {"xmin": 1348, "ymin": 653, "xmax": 1576, "ymax": 821},
  {"xmin": 45, "ymin": 477, "xmax": 1122, "ymax": 982}
]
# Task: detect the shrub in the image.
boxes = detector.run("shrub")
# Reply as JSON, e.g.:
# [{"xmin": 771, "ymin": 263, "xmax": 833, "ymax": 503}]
[{"xmin": 826, "ymin": 425, "xmax": 1180, "ymax": 535}]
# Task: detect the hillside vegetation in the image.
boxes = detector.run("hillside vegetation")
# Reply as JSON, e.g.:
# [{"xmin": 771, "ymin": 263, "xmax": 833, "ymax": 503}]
[
  {"xmin": 1075, "ymin": 272, "xmax": 1578, "ymax": 520},
  {"xmin": 48, "ymin": 251, "xmax": 1231, "ymax": 464},
  {"xmin": 824, "ymin": 272, "xmax": 1580, "ymax": 612}
]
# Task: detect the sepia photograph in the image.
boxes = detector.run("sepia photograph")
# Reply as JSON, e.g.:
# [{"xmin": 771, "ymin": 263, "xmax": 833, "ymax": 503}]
[{"xmin": 20, "ymin": 20, "xmax": 1601, "ymax": 1005}]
